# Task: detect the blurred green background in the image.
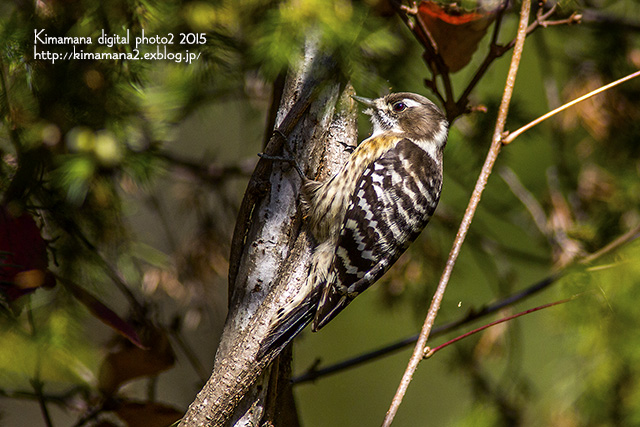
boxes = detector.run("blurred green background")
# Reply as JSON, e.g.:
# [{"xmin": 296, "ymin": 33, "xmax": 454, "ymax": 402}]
[{"xmin": 1, "ymin": 0, "xmax": 640, "ymax": 425}]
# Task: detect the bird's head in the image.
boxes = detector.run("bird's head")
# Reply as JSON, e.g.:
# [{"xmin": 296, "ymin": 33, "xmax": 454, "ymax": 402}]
[{"xmin": 353, "ymin": 92, "xmax": 449, "ymax": 150}]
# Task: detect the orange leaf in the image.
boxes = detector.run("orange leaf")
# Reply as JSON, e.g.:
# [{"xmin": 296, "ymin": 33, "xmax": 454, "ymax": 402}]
[{"xmin": 14, "ymin": 269, "xmax": 47, "ymax": 290}]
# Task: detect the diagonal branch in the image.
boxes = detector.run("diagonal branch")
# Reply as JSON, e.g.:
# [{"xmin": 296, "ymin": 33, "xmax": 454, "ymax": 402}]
[
  {"xmin": 503, "ymin": 69, "xmax": 640, "ymax": 144},
  {"xmin": 293, "ymin": 273, "xmax": 558, "ymax": 384},
  {"xmin": 292, "ymin": 219, "xmax": 640, "ymax": 384},
  {"xmin": 382, "ymin": 1, "xmax": 532, "ymax": 424},
  {"xmin": 424, "ymin": 297, "xmax": 576, "ymax": 358}
]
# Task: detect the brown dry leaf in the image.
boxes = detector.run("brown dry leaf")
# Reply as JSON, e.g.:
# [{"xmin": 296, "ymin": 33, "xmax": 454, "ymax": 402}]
[
  {"xmin": 418, "ymin": 1, "xmax": 502, "ymax": 72},
  {"xmin": 98, "ymin": 326, "xmax": 175, "ymax": 395}
]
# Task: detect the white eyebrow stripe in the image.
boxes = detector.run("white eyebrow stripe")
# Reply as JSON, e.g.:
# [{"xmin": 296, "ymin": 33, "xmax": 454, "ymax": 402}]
[{"xmin": 401, "ymin": 98, "xmax": 422, "ymax": 108}]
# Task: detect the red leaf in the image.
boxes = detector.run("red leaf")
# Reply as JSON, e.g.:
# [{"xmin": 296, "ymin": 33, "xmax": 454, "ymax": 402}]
[
  {"xmin": 0, "ymin": 205, "xmax": 55, "ymax": 301},
  {"xmin": 418, "ymin": 1, "xmax": 503, "ymax": 72}
]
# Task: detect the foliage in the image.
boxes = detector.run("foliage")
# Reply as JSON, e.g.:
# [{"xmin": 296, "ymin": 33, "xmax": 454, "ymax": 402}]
[{"xmin": 554, "ymin": 240, "xmax": 640, "ymax": 426}]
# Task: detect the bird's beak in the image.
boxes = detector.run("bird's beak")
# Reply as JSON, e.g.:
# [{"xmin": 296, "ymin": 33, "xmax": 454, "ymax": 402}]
[{"xmin": 351, "ymin": 95, "xmax": 375, "ymax": 107}]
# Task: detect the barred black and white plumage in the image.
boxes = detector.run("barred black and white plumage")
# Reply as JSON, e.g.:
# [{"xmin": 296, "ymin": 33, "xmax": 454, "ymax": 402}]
[{"xmin": 259, "ymin": 92, "xmax": 448, "ymax": 358}]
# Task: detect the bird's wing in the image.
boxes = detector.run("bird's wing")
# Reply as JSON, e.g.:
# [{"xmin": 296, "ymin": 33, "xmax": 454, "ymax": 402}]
[{"xmin": 313, "ymin": 138, "xmax": 442, "ymax": 330}]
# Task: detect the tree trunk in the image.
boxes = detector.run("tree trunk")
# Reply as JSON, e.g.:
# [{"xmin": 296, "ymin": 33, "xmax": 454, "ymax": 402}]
[{"xmin": 179, "ymin": 39, "xmax": 358, "ymax": 426}]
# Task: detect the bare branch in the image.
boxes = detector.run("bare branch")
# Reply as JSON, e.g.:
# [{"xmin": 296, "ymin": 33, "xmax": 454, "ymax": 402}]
[
  {"xmin": 580, "ymin": 223, "xmax": 640, "ymax": 265},
  {"xmin": 458, "ymin": 4, "xmax": 580, "ymax": 113},
  {"xmin": 503, "ymin": 70, "xmax": 640, "ymax": 144},
  {"xmin": 382, "ymin": 1, "xmax": 532, "ymax": 424},
  {"xmin": 499, "ymin": 166, "xmax": 548, "ymax": 235},
  {"xmin": 293, "ymin": 273, "xmax": 559, "ymax": 384},
  {"xmin": 30, "ymin": 378, "xmax": 53, "ymax": 427},
  {"xmin": 424, "ymin": 297, "xmax": 575, "ymax": 358},
  {"xmin": 293, "ymin": 216, "xmax": 640, "ymax": 384},
  {"xmin": 157, "ymin": 151, "xmax": 256, "ymax": 186}
]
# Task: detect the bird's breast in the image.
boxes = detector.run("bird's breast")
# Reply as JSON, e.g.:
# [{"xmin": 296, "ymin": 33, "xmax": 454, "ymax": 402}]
[{"xmin": 305, "ymin": 134, "xmax": 402, "ymax": 241}]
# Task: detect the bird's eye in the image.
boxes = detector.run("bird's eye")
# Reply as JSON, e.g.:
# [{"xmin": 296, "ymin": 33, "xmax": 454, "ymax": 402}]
[{"xmin": 392, "ymin": 102, "xmax": 407, "ymax": 112}]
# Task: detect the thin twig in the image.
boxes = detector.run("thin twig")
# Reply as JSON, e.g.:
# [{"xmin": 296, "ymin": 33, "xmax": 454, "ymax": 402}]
[
  {"xmin": 28, "ymin": 305, "xmax": 54, "ymax": 427},
  {"xmin": 156, "ymin": 151, "xmax": 255, "ymax": 185},
  {"xmin": 580, "ymin": 223, "xmax": 640, "ymax": 265},
  {"xmin": 41, "ymin": 209, "xmax": 145, "ymax": 314},
  {"xmin": 499, "ymin": 167, "xmax": 548, "ymax": 235},
  {"xmin": 293, "ymin": 273, "xmax": 558, "ymax": 384},
  {"xmin": 25, "ymin": 305, "xmax": 54, "ymax": 427},
  {"xmin": 391, "ymin": 0, "xmax": 452, "ymax": 108},
  {"xmin": 169, "ymin": 322, "xmax": 209, "ymax": 383},
  {"xmin": 503, "ymin": 69, "xmax": 640, "ymax": 144},
  {"xmin": 382, "ymin": 1, "xmax": 532, "ymax": 425},
  {"xmin": 458, "ymin": 4, "xmax": 571, "ymax": 111},
  {"xmin": 457, "ymin": 1, "xmax": 510, "ymax": 106},
  {"xmin": 293, "ymin": 216, "xmax": 640, "ymax": 385},
  {"xmin": 294, "ymin": 218, "xmax": 640, "ymax": 384},
  {"xmin": 424, "ymin": 297, "xmax": 575, "ymax": 358},
  {"xmin": 30, "ymin": 379, "xmax": 54, "ymax": 427},
  {"xmin": 0, "ymin": 388, "xmax": 71, "ymax": 404},
  {"xmin": 581, "ymin": 9, "xmax": 640, "ymax": 31},
  {"xmin": 414, "ymin": 12, "xmax": 456, "ymax": 105}
]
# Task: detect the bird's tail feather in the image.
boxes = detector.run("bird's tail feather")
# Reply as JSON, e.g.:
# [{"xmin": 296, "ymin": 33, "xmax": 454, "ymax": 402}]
[
  {"xmin": 257, "ymin": 293, "xmax": 317, "ymax": 361},
  {"xmin": 257, "ymin": 242, "xmax": 333, "ymax": 361}
]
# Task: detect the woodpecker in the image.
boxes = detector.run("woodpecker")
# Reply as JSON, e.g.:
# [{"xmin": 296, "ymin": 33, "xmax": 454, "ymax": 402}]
[{"xmin": 260, "ymin": 92, "xmax": 448, "ymax": 358}]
